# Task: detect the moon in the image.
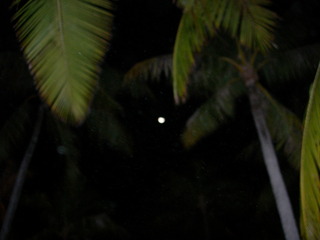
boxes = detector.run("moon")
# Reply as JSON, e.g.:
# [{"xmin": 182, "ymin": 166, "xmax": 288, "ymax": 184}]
[{"xmin": 157, "ymin": 117, "xmax": 166, "ymax": 124}]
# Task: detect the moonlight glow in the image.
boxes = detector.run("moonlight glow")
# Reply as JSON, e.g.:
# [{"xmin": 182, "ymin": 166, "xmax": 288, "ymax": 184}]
[{"xmin": 157, "ymin": 117, "xmax": 165, "ymax": 124}]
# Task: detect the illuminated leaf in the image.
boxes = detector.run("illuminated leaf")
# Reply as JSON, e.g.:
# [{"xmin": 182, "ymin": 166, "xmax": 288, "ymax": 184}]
[
  {"xmin": 14, "ymin": 0, "xmax": 113, "ymax": 124},
  {"xmin": 300, "ymin": 62, "xmax": 320, "ymax": 240}
]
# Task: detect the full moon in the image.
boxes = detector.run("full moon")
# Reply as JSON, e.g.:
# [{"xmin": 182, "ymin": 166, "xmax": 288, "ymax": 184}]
[{"xmin": 157, "ymin": 117, "xmax": 166, "ymax": 124}]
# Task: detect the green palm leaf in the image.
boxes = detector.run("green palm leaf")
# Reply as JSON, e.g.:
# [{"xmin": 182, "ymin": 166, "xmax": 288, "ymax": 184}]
[
  {"xmin": 182, "ymin": 79, "xmax": 245, "ymax": 147},
  {"xmin": 172, "ymin": 0, "xmax": 276, "ymax": 103},
  {"xmin": 237, "ymin": 0, "xmax": 277, "ymax": 52},
  {"xmin": 300, "ymin": 62, "xmax": 320, "ymax": 240},
  {"xmin": 173, "ymin": 5, "xmax": 213, "ymax": 103},
  {"xmin": 13, "ymin": 0, "xmax": 113, "ymax": 124},
  {"xmin": 125, "ymin": 54, "xmax": 172, "ymax": 83},
  {"xmin": 210, "ymin": 0, "xmax": 277, "ymax": 52}
]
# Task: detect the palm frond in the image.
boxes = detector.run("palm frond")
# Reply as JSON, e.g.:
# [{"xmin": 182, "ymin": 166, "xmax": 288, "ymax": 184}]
[
  {"xmin": 125, "ymin": 54, "xmax": 172, "ymax": 83},
  {"xmin": 257, "ymin": 84, "xmax": 302, "ymax": 170},
  {"xmin": 237, "ymin": 0, "xmax": 277, "ymax": 52},
  {"xmin": 13, "ymin": 0, "xmax": 113, "ymax": 124},
  {"xmin": 182, "ymin": 79, "xmax": 245, "ymax": 148},
  {"xmin": 300, "ymin": 62, "xmax": 320, "ymax": 240},
  {"xmin": 205, "ymin": 0, "xmax": 276, "ymax": 52},
  {"xmin": 262, "ymin": 43, "xmax": 320, "ymax": 83},
  {"xmin": 123, "ymin": 55, "xmax": 172, "ymax": 99},
  {"xmin": 172, "ymin": 3, "xmax": 214, "ymax": 103},
  {"xmin": 172, "ymin": 0, "xmax": 276, "ymax": 103}
]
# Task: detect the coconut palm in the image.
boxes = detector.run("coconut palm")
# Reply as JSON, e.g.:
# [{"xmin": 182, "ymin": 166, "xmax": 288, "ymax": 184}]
[
  {"xmin": 125, "ymin": 0, "xmax": 316, "ymax": 239},
  {"xmin": 127, "ymin": 46, "xmax": 303, "ymax": 240}
]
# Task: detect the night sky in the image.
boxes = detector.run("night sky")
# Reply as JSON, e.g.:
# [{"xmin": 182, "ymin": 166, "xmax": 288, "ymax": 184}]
[{"xmin": 0, "ymin": 0, "xmax": 320, "ymax": 240}]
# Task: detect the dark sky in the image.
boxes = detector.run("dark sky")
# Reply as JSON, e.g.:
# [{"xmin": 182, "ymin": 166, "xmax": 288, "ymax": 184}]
[{"xmin": 100, "ymin": 0, "xmax": 179, "ymax": 70}]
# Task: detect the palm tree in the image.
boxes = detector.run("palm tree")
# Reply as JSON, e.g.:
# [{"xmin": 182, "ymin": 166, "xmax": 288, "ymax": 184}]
[
  {"xmin": 235, "ymin": 51, "xmax": 300, "ymax": 240},
  {"xmin": 0, "ymin": 1, "xmax": 114, "ymax": 239},
  {"xmin": 126, "ymin": 0, "xmax": 320, "ymax": 239}
]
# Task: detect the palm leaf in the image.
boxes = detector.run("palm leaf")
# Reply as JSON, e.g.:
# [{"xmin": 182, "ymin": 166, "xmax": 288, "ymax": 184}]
[
  {"xmin": 262, "ymin": 43, "xmax": 320, "ymax": 83},
  {"xmin": 300, "ymin": 62, "xmax": 320, "ymax": 240},
  {"xmin": 237, "ymin": 0, "xmax": 277, "ymax": 52},
  {"xmin": 258, "ymin": 84, "xmax": 302, "ymax": 170},
  {"xmin": 125, "ymin": 54, "xmax": 172, "ymax": 83},
  {"xmin": 182, "ymin": 79, "xmax": 245, "ymax": 147},
  {"xmin": 172, "ymin": 2, "xmax": 214, "ymax": 103},
  {"xmin": 209, "ymin": 0, "xmax": 277, "ymax": 50},
  {"xmin": 172, "ymin": 0, "xmax": 276, "ymax": 103},
  {"xmin": 13, "ymin": 0, "xmax": 113, "ymax": 124},
  {"xmin": 123, "ymin": 55, "xmax": 173, "ymax": 100}
]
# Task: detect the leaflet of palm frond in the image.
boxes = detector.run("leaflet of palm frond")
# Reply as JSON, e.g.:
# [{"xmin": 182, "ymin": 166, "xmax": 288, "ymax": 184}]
[
  {"xmin": 257, "ymin": 84, "xmax": 302, "ymax": 170},
  {"xmin": 0, "ymin": 101, "xmax": 35, "ymax": 162},
  {"xmin": 262, "ymin": 43, "xmax": 320, "ymax": 84},
  {"xmin": 125, "ymin": 55, "xmax": 172, "ymax": 83},
  {"xmin": 238, "ymin": 0, "xmax": 276, "ymax": 52},
  {"xmin": 182, "ymin": 79, "xmax": 245, "ymax": 148},
  {"xmin": 13, "ymin": 0, "xmax": 113, "ymax": 124},
  {"xmin": 86, "ymin": 90, "xmax": 132, "ymax": 155},
  {"xmin": 300, "ymin": 62, "xmax": 320, "ymax": 240},
  {"xmin": 172, "ymin": 3, "xmax": 214, "ymax": 104}
]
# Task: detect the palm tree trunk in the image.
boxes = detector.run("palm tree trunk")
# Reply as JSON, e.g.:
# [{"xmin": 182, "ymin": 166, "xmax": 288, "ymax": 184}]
[
  {"xmin": 247, "ymin": 85, "xmax": 300, "ymax": 240},
  {"xmin": 0, "ymin": 105, "xmax": 44, "ymax": 240}
]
